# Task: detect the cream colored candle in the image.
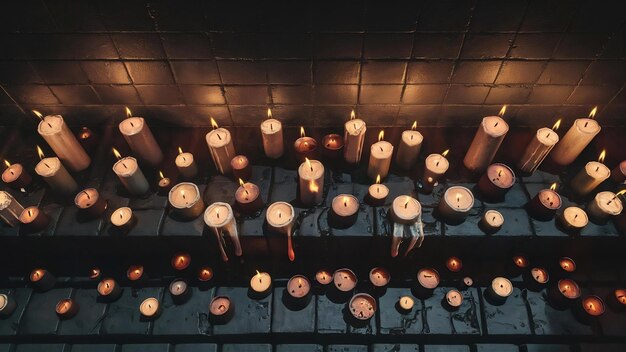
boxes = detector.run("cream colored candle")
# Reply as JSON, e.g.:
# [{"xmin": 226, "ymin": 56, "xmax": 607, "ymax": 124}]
[
  {"xmin": 175, "ymin": 147, "xmax": 198, "ymax": 179},
  {"xmin": 330, "ymin": 194, "xmax": 359, "ymax": 227},
  {"xmin": 586, "ymin": 191, "xmax": 623, "ymax": 222},
  {"xmin": 287, "ymin": 275, "xmax": 311, "ymax": 299},
  {"xmin": 445, "ymin": 289, "xmax": 463, "ymax": 308},
  {"xmin": 35, "ymin": 111, "xmax": 90, "ymax": 172},
  {"xmin": 423, "ymin": 151, "xmax": 450, "ymax": 187},
  {"xmin": 438, "ymin": 186, "xmax": 474, "ymax": 222},
  {"xmin": 0, "ymin": 191, "xmax": 25, "ymax": 227},
  {"xmin": 112, "ymin": 149, "xmax": 149, "ymax": 196},
  {"xmin": 612, "ymin": 161, "xmax": 626, "ymax": 183},
  {"xmin": 206, "ymin": 117, "xmax": 236, "ymax": 175},
  {"xmin": 367, "ymin": 175, "xmax": 389, "ymax": 206},
  {"xmin": 110, "ymin": 207, "xmax": 134, "ymax": 229},
  {"xmin": 298, "ymin": 158, "xmax": 324, "ymax": 206},
  {"xmin": 551, "ymin": 107, "xmax": 601, "ymax": 166},
  {"xmin": 369, "ymin": 267, "xmax": 390, "ymax": 287},
  {"xmin": 261, "ymin": 108, "xmax": 284, "ymax": 159},
  {"xmin": 417, "ymin": 268, "xmax": 440, "ymax": 289},
  {"xmin": 368, "ymin": 130, "xmax": 393, "ymax": 179},
  {"xmin": 140, "ymin": 297, "xmax": 160, "ymax": 318},
  {"xmin": 118, "ymin": 108, "xmax": 163, "ymax": 167},
  {"xmin": 315, "ymin": 270, "xmax": 333, "ymax": 285},
  {"xmin": 333, "ymin": 268, "xmax": 357, "ymax": 292},
  {"xmin": 517, "ymin": 120, "xmax": 561, "ymax": 173},
  {"xmin": 204, "ymin": 202, "xmax": 241, "ymax": 262},
  {"xmin": 349, "ymin": 293, "xmax": 376, "ymax": 320},
  {"xmin": 463, "ymin": 109, "xmax": 509, "ymax": 173},
  {"xmin": 396, "ymin": 121, "xmax": 423, "ymax": 170},
  {"xmin": 343, "ymin": 110, "xmax": 366, "ymax": 164},
  {"xmin": 35, "ymin": 146, "xmax": 78, "ymax": 195},
  {"xmin": 168, "ymin": 182, "xmax": 205, "ymax": 219},
  {"xmin": 570, "ymin": 151, "xmax": 610, "ymax": 195},
  {"xmin": 250, "ymin": 270, "xmax": 272, "ymax": 295},
  {"xmin": 266, "ymin": 201, "xmax": 296, "ymax": 261},
  {"xmin": 1, "ymin": 161, "xmax": 31, "ymax": 189},
  {"xmin": 390, "ymin": 195, "xmax": 421, "ymax": 224},
  {"xmin": 490, "ymin": 277, "xmax": 513, "ymax": 299},
  {"xmin": 398, "ymin": 296, "xmax": 414, "ymax": 311},
  {"xmin": 481, "ymin": 210, "xmax": 504, "ymax": 233},
  {"xmin": 558, "ymin": 206, "xmax": 588, "ymax": 231}
]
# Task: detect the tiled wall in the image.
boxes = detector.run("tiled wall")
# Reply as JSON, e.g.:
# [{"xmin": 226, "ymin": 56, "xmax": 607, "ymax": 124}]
[{"xmin": 0, "ymin": 0, "xmax": 624, "ymax": 127}]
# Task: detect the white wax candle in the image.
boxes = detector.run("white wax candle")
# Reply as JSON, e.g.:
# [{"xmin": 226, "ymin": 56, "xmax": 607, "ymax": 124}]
[
  {"xmin": 260, "ymin": 109, "xmax": 284, "ymax": 159},
  {"xmin": 482, "ymin": 210, "xmax": 504, "ymax": 230},
  {"xmin": 74, "ymin": 188, "xmax": 107, "ymax": 218},
  {"xmin": 2, "ymin": 161, "xmax": 31, "ymax": 189},
  {"xmin": 586, "ymin": 191, "xmax": 623, "ymax": 222},
  {"xmin": 343, "ymin": 110, "xmax": 367, "ymax": 164},
  {"xmin": 266, "ymin": 201, "xmax": 296, "ymax": 261},
  {"xmin": 558, "ymin": 206, "xmax": 588, "ymax": 231},
  {"xmin": 368, "ymin": 131, "xmax": 393, "ymax": 179},
  {"xmin": 206, "ymin": 118, "xmax": 236, "ymax": 175},
  {"xmin": 417, "ymin": 268, "xmax": 440, "ymax": 289},
  {"xmin": 19, "ymin": 206, "xmax": 49, "ymax": 231},
  {"xmin": 0, "ymin": 191, "xmax": 25, "ymax": 227},
  {"xmin": 250, "ymin": 271, "xmax": 272, "ymax": 293},
  {"xmin": 287, "ymin": 275, "xmax": 311, "ymax": 298},
  {"xmin": 118, "ymin": 113, "xmax": 163, "ymax": 167},
  {"xmin": 204, "ymin": 202, "xmax": 241, "ymax": 262},
  {"xmin": 582, "ymin": 295, "xmax": 605, "ymax": 317},
  {"xmin": 235, "ymin": 181, "xmax": 263, "ymax": 213},
  {"xmin": 446, "ymin": 289, "xmax": 463, "ymax": 308},
  {"xmin": 551, "ymin": 112, "xmax": 601, "ymax": 166},
  {"xmin": 210, "ymin": 296, "xmax": 231, "ymax": 316},
  {"xmin": 369, "ymin": 267, "xmax": 390, "ymax": 287},
  {"xmin": 349, "ymin": 293, "xmax": 376, "ymax": 320},
  {"xmin": 570, "ymin": 160, "xmax": 611, "ymax": 195},
  {"xmin": 558, "ymin": 279, "xmax": 581, "ymax": 300},
  {"xmin": 36, "ymin": 113, "xmax": 91, "ymax": 172},
  {"xmin": 175, "ymin": 147, "xmax": 198, "ymax": 179},
  {"xmin": 463, "ymin": 115, "xmax": 509, "ymax": 173},
  {"xmin": 110, "ymin": 207, "xmax": 133, "ymax": 228},
  {"xmin": 168, "ymin": 182, "xmax": 205, "ymax": 219},
  {"xmin": 423, "ymin": 152, "xmax": 450, "ymax": 186},
  {"xmin": 491, "ymin": 277, "xmax": 513, "ymax": 298},
  {"xmin": 333, "ymin": 268, "xmax": 357, "ymax": 292},
  {"xmin": 0, "ymin": 293, "xmax": 17, "ymax": 317},
  {"xmin": 315, "ymin": 270, "xmax": 333, "ymax": 285},
  {"xmin": 331, "ymin": 194, "xmax": 359, "ymax": 217},
  {"xmin": 438, "ymin": 186, "xmax": 474, "ymax": 222},
  {"xmin": 531, "ymin": 267, "xmax": 549, "ymax": 284},
  {"xmin": 113, "ymin": 155, "xmax": 149, "ymax": 196},
  {"xmin": 396, "ymin": 122, "xmax": 423, "ymax": 170},
  {"xmin": 390, "ymin": 195, "xmax": 421, "ymax": 224},
  {"xmin": 486, "ymin": 163, "xmax": 515, "ymax": 189},
  {"xmin": 298, "ymin": 159, "xmax": 324, "ymax": 206},
  {"xmin": 367, "ymin": 177, "xmax": 389, "ymax": 205},
  {"xmin": 140, "ymin": 297, "xmax": 160, "ymax": 318},
  {"xmin": 398, "ymin": 296, "xmax": 414, "ymax": 310},
  {"xmin": 518, "ymin": 125, "xmax": 560, "ymax": 173},
  {"xmin": 35, "ymin": 148, "xmax": 78, "ymax": 195}
]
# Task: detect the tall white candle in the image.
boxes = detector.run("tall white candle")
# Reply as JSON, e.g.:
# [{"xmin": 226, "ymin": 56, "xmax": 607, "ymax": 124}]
[
  {"xmin": 266, "ymin": 201, "xmax": 296, "ymax": 261},
  {"xmin": 570, "ymin": 151, "xmax": 610, "ymax": 196},
  {"xmin": 438, "ymin": 186, "xmax": 474, "ymax": 222},
  {"xmin": 298, "ymin": 159, "xmax": 324, "ymax": 206},
  {"xmin": 389, "ymin": 195, "xmax": 421, "ymax": 258},
  {"xmin": 551, "ymin": 107, "xmax": 601, "ymax": 166},
  {"xmin": 206, "ymin": 117, "xmax": 236, "ymax": 174},
  {"xmin": 0, "ymin": 191, "xmax": 25, "ymax": 227},
  {"xmin": 168, "ymin": 182, "xmax": 205, "ymax": 219},
  {"xmin": 396, "ymin": 121, "xmax": 423, "ymax": 170},
  {"xmin": 175, "ymin": 147, "xmax": 198, "ymax": 179},
  {"xmin": 112, "ymin": 149, "xmax": 149, "ymax": 196},
  {"xmin": 586, "ymin": 191, "xmax": 623, "ymax": 222},
  {"xmin": 343, "ymin": 110, "xmax": 366, "ymax": 164},
  {"xmin": 34, "ymin": 146, "xmax": 78, "ymax": 196},
  {"xmin": 260, "ymin": 108, "xmax": 284, "ymax": 159},
  {"xmin": 35, "ymin": 111, "xmax": 90, "ymax": 172},
  {"xmin": 118, "ymin": 108, "xmax": 163, "ymax": 167},
  {"xmin": 518, "ymin": 120, "xmax": 561, "ymax": 174},
  {"xmin": 204, "ymin": 202, "xmax": 241, "ymax": 262},
  {"xmin": 463, "ymin": 108, "xmax": 509, "ymax": 173},
  {"xmin": 368, "ymin": 130, "xmax": 393, "ymax": 180}
]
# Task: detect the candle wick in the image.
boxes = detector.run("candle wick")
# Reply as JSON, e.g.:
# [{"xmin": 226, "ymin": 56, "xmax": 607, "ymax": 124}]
[
  {"xmin": 353, "ymin": 122, "xmax": 356, "ymax": 130},
  {"xmin": 574, "ymin": 214, "xmax": 578, "ymax": 219},
  {"xmin": 546, "ymin": 132, "xmax": 551, "ymax": 138},
  {"xmin": 9, "ymin": 170, "xmax": 14, "ymax": 175},
  {"xmin": 492, "ymin": 216, "xmax": 496, "ymax": 221},
  {"xmin": 494, "ymin": 122, "xmax": 499, "ymax": 127},
  {"xmin": 585, "ymin": 121, "xmax": 589, "ymax": 128},
  {"xmin": 344, "ymin": 201, "xmax": 347, "ymax": 207},
  {"xmin": 410, "ymin": 134, "xmax": 413, "ymax": 140},
  {"xmin": 85, "ymin": 192, "xmax": 91, "ymax": 200},
  {"xmin": 130, "ymin": 121, "xmax": 134, "ymax": 128},
  {"xmin": 379, "ymin": 146, "xmax": 383, "ymax": 152},
  {"xmin": 148, "ymin": 304, "xmax": 152, "ymax": 309},
  {"xmin": 28, "ymin": 209, "xmax": 32, "ymax": 217},
  {"xmin": 436, "ymin": 161, "xmax": 440, "ymax": 167},
  {"xmin": 44, "ymin": 162, "xmax": 50, "ymax": 168},
  {"xmin": 270, "ymin": 123, "xmax": 273, "ymax": 131},
  {"xmin": 217, "ymin": 133, "xmax": 222, "ymax": 141},
  {"xmin": 122, "ymin": 163, "xmax": 128, "ymax": 169},
  {"xmin": 219, "ymin": 304, "xmax": 225, "ymax": 310},
  {"xmin": 596, "ymin": 166, "xmax": 600, "ymax": 172},
  {"xmin": 377, "ymin": 186, "xmax": 380, "ymax": 193},
  {"xmin": 183, "ymin": 156, "xmax": 186, "ymax": 162},
  {"xmin": 310, "ymin": 166, "xmax": 313, "ymax": 172}
]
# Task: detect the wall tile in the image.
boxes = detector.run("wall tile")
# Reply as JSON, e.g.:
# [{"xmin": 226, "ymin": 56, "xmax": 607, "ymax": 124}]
[
  {"xmin": 314, "ymin": 85, "xmax": 358, "ymax": 104},
  {"xmin": 171, "ymin": 61, "xmax": 221, "ymax": 84},
  {"xmin": 136, "ymin": 85, "xmax": 184, "ymax": 105},
  {"xmin": 5, "ymin": 85, "xmax": 59, "ymax": 105},
  {"xmin": 93, "ymin": 85, "xmax": 142, "ymax": 105},
  {"xmin": 461, "ymin": 34, "xmax": 514, "ymax": 59},
  {"xmin": 314, "ymin": 61, "xmax": 360, "ymax": 84},
  {"xmin": 50, "ymin": 85, "xmax": 100, "ymax": 105},
  {"xmin": 271, "ymin": 86, "xmax": 313, "ymax": 105},
  {"xmin": 224, "ymin": 86, "xmax": 270, "ymax": 105},
  {"xmin": 527, "ymin": 85, "xmax": 575, "ymax": 104},
  {"xmin": 125, "ymin": 61, "xmax": 175, "ymax": 84},
  {"xmin": 112, "ymin": 34, "xmax": 165, "ymax": 59},
  {"xmin": 406, "ymin": 61, "xmax": 454, "ymax": 84},
  {"xmin": 537, "ymin": 61, "xmax": 590, "ymax": 85},
  {"xmin": 260, "ymin": 34, "xmax": 312, "ymax": 59},
  {"xmin": 445, "ymin": 86, "xmax": 490, "ymax": 104},
  {"xmin": 567, "ymin": 85, "xmax": 621, "ymax": 105},
  {"xmin": 218, "ymin": 61, "xmax": 267, "ymax": 85},
  {"xmin": 509, "ymin": 34, "xmax": 560, "ymax": 59},
  {"xmin": 397, "ymin": 105, "xmax": 445, "ymax": 126},
  {"xmin": 0, "ymin": 62, "xmax": 41, "ymax": 84},
  {"xmin": 403, "ymin": 85, "xmax": 448, "ymax": 104},
  {"xmin": 413, "ymin": 33, "xmax": 463, "ymax": 59},
  {"xmin": 496, "ymin": 61, "xmax": 545, "ymax": 84},
  {"xmin": 188, "ymin": 106, "xmax": 231, "ymax": 126},
  {"xmin": 162, "ymin": 34, "xmax": 213, "ymax": 59},
  {"xmin": 360, "ymin": 85, "xmax": 403, "ymax": 104},
  {"xmin": 34, "ymin": 61, "xmax": 88, "ymax": 84},
  {"xmin": 364, "ymin": 34, "xmax": 413, "ymax": 59},
  {"xmin": 553, "ymin": 34, "xmax": 608, "ymax": 59},
  {"xmin": 451, "ymin": 61, "xmax": 501, "ymax": 84},
  {"xmin": 179, "ymin": 85, "xmax": 225, "ymax": 105},
  {"xmin": 580, "ymin": 61, "xmax": 626, "ymax": 86},
  {"xmin": 211, "ymin": 33, "xmax": 262, "ymax": 59},
  {"xmin": 361, "ymin": 62, "xmax": 407, "ymax": 84},
  {"xmin": 485, "ymin": 87, "xmax": 531, "ymax": 104},
  {"xmin": 356, "ymin": 105, "xmax": 399, "ymax": 125},
  {"xmin": 266, "ymin": 61, "xmax": 311, "ymax": 84},
  {"xmin": 81, "ymin": 61, "xmax": 131, "ymax": 84}
]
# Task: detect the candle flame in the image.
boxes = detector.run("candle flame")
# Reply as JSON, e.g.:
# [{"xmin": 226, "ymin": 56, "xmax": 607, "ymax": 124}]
[
  {"xmin": 350, "ymin": 109, "xmax": 356, "ymax": 120},
  {"xmin": 32, "ymin": 110, "xmax": 44, "ymax": 120},
  {"xmin": 411, "ymin": 121, "xmax": 417, "ymax": 130},
  {"xmin": 442, "ymin": 149, "xmax": 450, "ymax": 157},
  {"xmin": 112, "ymin": 148, "xmax": 122, "ymax": 160},
  {"xmin": 178, "ymin": 147, "xmax": 183, "ymax": 154},
  {"xmin": 498, "ymin": 105, "xmax": 507, "ymax": 117},
  {"xmin": 375, "ymin": 175, "xmax": 381, "ymax": 184},
  {"xmin": 404, "ymin": 196, "xmax": 410, "ymax": 208},
  {"xmin": 267, "ymin": 108, "xmax": 272, "ymax": 119},
  {"xmin": 300, "ymin": 126, "xmax": 306, "ymax": 138},
  {"xmin": 305, "ymin": 157, "xmax": 312, "ymax": 170},
  {"xmin": 36, "ymin": 145, "xmax": 45, "ymax": 160},
  {"xmin": 552, "ymin": 119, "xmax": 562, "ymax": 131},
  {"xmin": 378, "ymin": 130, "xmax": 384, "ymax": 142},
  {"xmin": 210, "ymin": 117, "xmax": 219, "ymax": 129},
  {"xmin": 239, "ymin": 178, "xmax": 245, "ymax": 187},
  {"xmin": 159, "ymin": 171, "xmax": 164, "ymax": 179},
  {"xmin": 550, "ymin": 183, "xmax": 557, "ymax": 191},
  {"xmin": 588, "ymin": 106, "xmax": 598, "ymax": 119},
  {"xmin": 343, "ymin": 196, "xmax": 349, "ymax": 207},
  {"xmin": 598, "ymin": 150, "xmax": 606, "ymax": 163},
  {"xmin": 309, "ymin": 179, "xmax": 319, "ymax": 193},
  {"xmin": 125, "ymin": 106, "xmax": 132, "ymax": 118},
  {"xmin": 615, "ymin": 190, "xmax": 626, "ymax": 197},
  {"xmin": 256, "ymin": 270, "xmax": 261, "ymax": 278},
  {"xmin": 3, "ymin": 159, "xmax": 10, "ymax": 168}
]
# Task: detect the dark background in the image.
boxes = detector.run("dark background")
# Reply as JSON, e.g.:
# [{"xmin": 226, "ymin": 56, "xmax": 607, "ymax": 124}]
[{"xmin": 0, "ymin": 0, "xmax": 624, "ymax": 128}]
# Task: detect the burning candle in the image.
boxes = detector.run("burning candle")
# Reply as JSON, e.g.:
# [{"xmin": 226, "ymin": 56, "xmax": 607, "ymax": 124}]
[
  {"xmin": 0, "ymin": 294, "xmax": 17, "ymax": 318},
  {"xmin": 398, "ymin": 296, "xmax": 414, "ymax": 312},
  {"xmin": 34, "ymin": 146, "xmax": 78, "ymax": 195},
  {"xmin": 112, "ymin": 148, "xmax": 149, "ymax": 196},
  {"xmin": 294, "ymin": 127, "xmax": 318, "ymax": 163},
  {"xmin": 2, "ymin": 160, "xmax": 32, "ymax": 190},
  {"xmin": 198, "ymin": 267, "xmax": 213, "ymax": 282},
  {"xmin": 518, "ymin": 119, "xmax": 561, "ymax": 174},
  {"xmin": 169, "ymin": 279, "xmax": 191, "ymax": 304},
  {"xmin": 110, "ymin": 207, "xmax": 135, "ymax": 233},
  {"xmin": 127, "ymin": 265, "xmax": 144, "ymax": 283},
  {"xmin": 210, "ymin": 296, "xmax": 233, "ymax": 322},
  {"xmin": 349, "ymin": 293, "xmax": 376, "ymax": 320},
  {"xmin": 97, "ymin": 278, "xmax": 122, "ymax": 301},
  {"xmin": 367, "ymin": 130, "xmax": 393, "ymax": 180},
  {"xmin": 260, "ymin": 108, "xmax": 284, "ymax": 159},
  {"xmin": 559, "ymin": 257, "xmax": 576, "ymax": 273},
  {"xmin": 463, "ymin": 106, "xmax": 509, "ymax": 173},
  {"xmin": 77, "ymin": 126, "xmax": 97, "ymax": 151},
  {"xmin": 422, "ymin": 150, "xmax": 450, "ymax": 193},
  {"xmin": 298, "ymin": 158, "xmax": 324, "ymax": 206},
  {"xmin": 287, "ymin": 275, "xmax": 311, "ymax": 301},
  {"xmin": 249, "ymin": 270, "xmax": 272, "ymax": 298},
  {"xmin": 581, "ymin": 295, "xmax": 605, "ymax": 317},
  {"xmin": 266, "ymin": 201, "xmax": 296, "ymax": 261},
  {"xmin": 586, "ymin": 190, "xmax": 623, "ymax": 222},
  {"xmin": 315, "ymin": 270, "xmax": 333, "ymax": 285},
  {"xmin": 446, "ymin": 256, "xmax": 463, "ymax": 273},
  {"xmin": 438, "ymin": 186, "xmax": 474, "ymax": 223},
  {"xmin": 322, "ymin": 133, "xmax": 344, "ymax": 161},
  {"xmin": 330, "ymin": 194, "xmax": 359, "ymax": 228},
  {"xmin": 396, "ymin": 121, "xmax": 423, "ymax": 170},
  {"xmin": 369, "ymin": 267, "xmax": 390, "ymax": 288},
  {"xmin": 549, "ymin": 278, "xmax": 581, "ymax": 308},
  {"xmin": 479, "ymin": 209, "xmax": 504, "ymax": 234},
  {"xmin": 513, "ymin": 255, "xmax": 529, "ymax": 269},
  {"xmin": 528, "ymin": 183, "xmax": 561, "ymax": 220},
  {"xmin": 612, "ymin": 160, "xmax": 626, "ymax": 183},
  {"xmin": 171, "ymin": 252, "xmax": 191, "ymax": 271},
  {"xmin": 139, "ymin": 297, "xmax": 161, "ymax": 319},
  {"xmin": 571, "ymin": 150, "xmax": 610, "ymax": 196},
  {"xmin": 333, "ymin": 268, "xmax": 357, "ymax": 292},
  {"xmin": 204, "ymin": 202, "xmax": 241, "ymax": 262},
  {"xmin": 613, "ymin": 289, "xmax": 626, "ymax": 309},
  {"xmin": 175, "ymin": 147, "xmax": 198, "ymax": 180},
  {"xmin": 119, "ymin": 107, "xmax": 163, "ymax": 167},
  {"xmin": 55, "ymin": 298, "xmax": 78, "ymax": 319},
  {"xmin": 477, "ymin": 163, "xmax": 516, "ymax": 199},
  {"xmin": 19, "ymin": 206, "xmax": 49, "ymax": 232},
  {"xmin": 74, "ymin": 188, "xmax": 107, "ymax": 218},
  {"xmin": 416, "ymin": 268, "xmax": 440, "ymax": 297},
  {"xmin": 367, "ymin": 175, "xmax": 389, "ymax": 206},
  {"xmin": 206, "ymin": 117, "xmax": 236, "ymax": 174},
  {"xmin": 168, "ymin": 182, "xmax": 204, "ymax": 220},
  {"xmin": 30, "ymin": 268, "xmax": 56, "ymax": 291},
  {"xmin": 344, "ymin": 110, "xmax": 367, "ymax": 164},
  {"xmin": 557, "ymin": 206, "xmax": 588, "ymax": 233},
  {"xmin": 390, "ymin": 195, "xmax": 421, "ymax": 224},
  {"xmin": 157, "ymin": 171, "xmax": 172, "ymax": 195},
  {"xmin": 231, "ymin": 155, "xmax": 252, "ymax": 182},
  {"xmin": 34, "ymin": 111, "xmax": 90, "ymax": 172},
  {"xmin": 90, "ymin": 268, "xmax": 101, "ymax": 280},
  {"xmin": 488, "ymin": 277, "xmax": 513, "ymax": 303},
  {"xmin": 529, "ymin": 267, "xmax": 550, "ymax": 286},
  {"xmin": 235, "ymin": 179, "xmax": 264, "ymax": 214},
  {"xmin": 551, "ymin": 107, "xmax": 601, "ymax": 166},
  {"xmin": 445, "ymin": 289, "xmax": 463, "ymax": 309},
  {"xmin": 460, "ymin": 277, "xmax": 474, "ymax": 290},
  {"xmin": 0, "ymin": 191, "xmax": 24, "ymax": 227}
]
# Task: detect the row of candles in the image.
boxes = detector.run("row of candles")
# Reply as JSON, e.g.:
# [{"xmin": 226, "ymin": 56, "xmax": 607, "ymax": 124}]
[{"xmin": 0, "ymin": 254, "xmax": 620, "ymax": 323}]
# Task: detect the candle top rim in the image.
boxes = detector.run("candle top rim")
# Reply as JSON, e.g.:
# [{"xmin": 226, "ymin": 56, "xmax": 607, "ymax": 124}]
[
  {"xmin": 481, "ymin": 116, "xmax": 509, "ymax": 136},
  {"xmin": 584, "ymin": 160, "xmax": 610, "ymax": 175},
  {"xmin": 168, "ymin": 182, "xmax": 201, "ymax": 209},
  {"xmin": 368, "ymin": 267, "xmax": 391, "ymax": 286},
  {"xmin": 484, "ymin": 210, "xmax": 504, "ymax": 225},
  {"xmin": 35, "ymin": 156, "xmax": 61, "ymax": 176},
  {"xmin": 425, "ymin": 153, "xmax": 450, "ymax": 170},
  {"xmin": 582, "ymin": 295, "xmax": 605, "ymax": 315},
  {"xmin": 112, "ymin": 156, "xmax": 139, "ymax": 176},
  {"xmin": 266, "ymin": 201, "xmax": 295, "ymax": 227},
  {"xmin": 443, "ymin": 186, "xmax": 474, "ymax": 211},
  {"xmin": 175, "ymin": 151, "xmax": 194, "ymax": 163},
  {"xmin": 287, "ymin": 275, "xmax": 311, "ymax": 298},
  {"xmin": 140, "ymin": 297, "xmax": 159, "ymax": 313},
  {"xmin": 562, "ymin": 206, "xmax": 589, "ymax": 226},
  {"xmin": 206, "ymin": 127, "xmax": 232, "ymax": 147},
  {"xmin": 368, "ymin": 183, "xmax": 390, "ymax": 198},
  {"xmin": 210, "ymin": 295, "xmax": 231, "ymax": 314},
  {"xmin": 391, "ymin": 195, "xmax": 421, "ymax": 221},
  {"xmin": 370, "ymin": 140, "xmax": 393, "ymax": 154},
  {"xmin": 169, "ymin": 279, "xmax": 188, "ymax": 295},
  {"xmin": 558, "ymin": 278, "xmax": 581, "ymax": 298},
  {"xmin": 261, "ymin": 118, "xmax": 282, "ymax": 131},
  {"xmin": 331, "ymin": 194, "xmax": 359, "ymax": 214},
  {"xmin": 349, "ymin": 293, "xmax": 377, "ymax": 320},
  {"xmin": 559, "ymin": 257, "xmax": 577, "ymax": 272},
  {"xmin": 333, "ymin": 268, "xmax": 357, "ymax": 291},
  {"xmin": 594, "ymin": 191, "xmax": 623, "ymax": 213},
  {"xmin": 344, "ymin": 118, "xmax": 366, "ymax": 134},
  {"xmin": 37, "ymin": 114, "xmax": 64, "ymax": 134},
  {"xmin": 1, "ymin": 163, "xmax": 23, "ymax": 182},
  {"xmin": 574, "ymin": 118, "xmax": 601, "ymax": 133},
  {"xmin": 74, "ymin": 188, "xmax": 100, "ymax": 206},
  {"xmin": 536, "ymin": 127, "xmax": 560, "ymax": 144},
  {"xmin": 297, "ymin": 159, "xmax": 324, "ymax": 179},
  {"xmin": 55, "ymin": 298, "xmax": 73, "ymax": 313},
  {"xmin": 18, "ymin": 206, "xmax": 40, "ymax": 223},
  {"xmin": 204, "ymin": 202, "xmax": 234, "ymax": 226},
  {"xmin": 530, "ymin": 267, "xmax": 549, "ymax": 283},
  {"xmin": 118, "ymin": 116, "xmax": 145, "ymax": 135},
  {"xmin": 97, "ymin": 278, "xmax": 116, "ymax": 294},
  {"xmin": 491, "ymin": 276, "xmax": 513, "ymax": 296},
  {"xmin": 445, "ymin": 289, "xmax": 463, "ymax": 305},
  {"xmin": 417, "ymin": 268, "xmax": 440, "ymax": 289},
  {"xmin": 538, "ymin": 188, "xmax": 561, "ymax": 209}
]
